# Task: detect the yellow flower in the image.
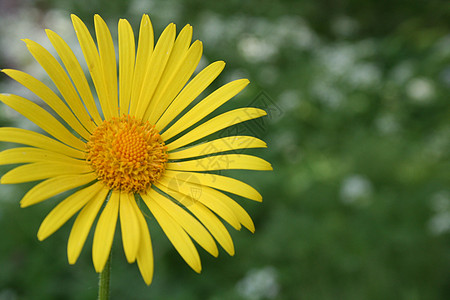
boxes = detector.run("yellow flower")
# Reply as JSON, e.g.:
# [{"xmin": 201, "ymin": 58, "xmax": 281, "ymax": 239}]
[{"xmin": 0, "ymin": 14, "xmax": 271, "ymax": 285}]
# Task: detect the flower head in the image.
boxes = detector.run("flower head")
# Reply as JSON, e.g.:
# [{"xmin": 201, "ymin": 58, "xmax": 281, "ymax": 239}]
[{"xmin": 0, "ymin": 14, "xmax": 271, "ymax": 285}]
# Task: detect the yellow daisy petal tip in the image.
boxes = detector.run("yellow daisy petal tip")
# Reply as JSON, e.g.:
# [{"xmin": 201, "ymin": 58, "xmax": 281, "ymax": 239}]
[
  {"xmin": 125, "ymin": 255, "xmax": 137, "ymax": 264},
  {"xmin": 141, "ymin": 14, "xmax": 151, "ymax": 24},
  {"xmin": 139, "ymin": 266, "xmax": 154, "ymax": 286},
  {"xmin": 0, "ymin": 173, "xmax": 17, "ymax": 185},
  {"xmin": 144, "ymin": 279, "xmax": 152, "ymax": 286},
  {"xmin": 19, "ymin": 201, "xmax": 31, "ymax": 208},
  {"xmin": 94, "ymin": 14, "xmax": 107, "ymax": 25},
  {"xmin": 1, "ymin": 69, "xmax": 15, "ymax": 78},
  {"xmin": 192, "ymin": 40, "xmax": 203, "ymax": 49},
  {"xmin": 68, "ymin": 249, "xmax": 79, "ymax": 265},
  {"xmin": 94, "ymin": 262, "xmax": 103, "ymax": 273},
  {"xmin": 180, "ymin": 24, "xmax": 193, "ymax": 35},
  {"xmin": 70, "ymin": 14, "xmax": 84, "ymax": 26},
  {"xmin": 35, "ymin": 221, "xmax": 54, "ymax": 242},
  {"xmin": 193, "ymin": 265, "xmax": 202, "ymax": 274},
  {"xmin": 93, "ymin": 254, "xmax": 109, "ymax": 273},
  {"xmin": 214, "ymin": 60, "xmax": 226, "ymax": 70},
  {"xmin": 36, "ymin": 230, "xmax": 47, "ymax": 242},
  {"xmin": 166, "ymin": 23, "xmax": 176, "ymax": 32},
  {"xmin": 67, "ymin": 245, "xmax": 81, "ymax": 266},
  {"xmin": 241, "ymin": 78, "xmax": 251, "ymax": 85},
  {"xmin": 21, "ymin": 38, "xmax": 31, "ymax": 46}
]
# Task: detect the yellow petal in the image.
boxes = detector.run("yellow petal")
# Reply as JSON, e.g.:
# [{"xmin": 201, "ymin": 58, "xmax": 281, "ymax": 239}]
[
  {"xmin": 20, "ymin": 173, "xmax": 98, "ymax": 208},
  {"xmin": 94, "ymin": 14, "xmax": 118, "ymax": 118},
  {"xmin": 129, "ymin": 14, "xmax": 154, "ymax": 116},
  {"xmin": 0, "ymin": 128, "xmax": 85, "ymax": 159},
  {"xmin": 157, "ymin": 185, "xmax": 235, "ymax": 255},
  {"xmin": 147, "ymin": 188, "xmax": 218, "ymax": 257},
  {"xmin": 135, "ymin": 202, "xmax": 154, "ymax": 285},
  {"xmin": 186, "ymin": 203, "xmax": 235, "ymax": 256},
  {"xmin": 37, "ymin": 182, "xmax": 104, "ymax": 241},
  {"xmin": 145, "ymin": 25, "xmax": 201, "ymax": 123},
  {"xmin": 119, "ymin": 192, "xmax": 141, "ymax": 263},
  {"xmin": 2, "ymin": 69, "xmax": 93, "ymax": 138},
  {"xmin": 45, "ymin": 30, "xmax": 103, "ymax": 125},
  {"xmin": 92, "ymin": 190, "xmax": 120, "ymax": 272},
  {"xmin": 166, "ymin": 154, "xmax": 273, "ymax": 172},
  {"xmin": 71, "ymin": 14, "xmax": 113, "ymax": 120},
  {"xmin": 164, "ymin": 108, "xmax": 267, "ymax": 151},
  {"xmin": 163, "ymin": 170, "xmax": 262, "ymax": 202},
  {"xmin": 141, "ymin": 191, "xmax": 202, "ymax": 273},
  {"xmin": 168, "ymin": 136, "xmax": 266, "ymax": 160},
  {"xmin": 67, "ymin": 187, "xmax": 109, "ymax": 264},
  {"xmin": 0, "ymin": 94, "xmax": 86, "ymax": 150},
  {"xmin": 155, "ymin": 179, "xmax": 241, "ymax": 230},
  {"xmin": 158, "ymin": 24, "xmax": 192, "ymax": 83},
  {"xmin": 163, "ymin": 79, "xmax": 249, "ymax": 140},
  {"xmin": 118, "ymin": 19, "xmax": 135, "ymax": 115},
  {"xmin": 1, "ymin": 160, "xmax": 92, "ymax": 184},
  {"xmin": 145, "ymin": 39, "xmax": 202, "ymax": 123},
  {"xmin": 22, "ymin": 39, "xmax": 95, "ymax": 133},
  {"xmin": 0, "ymin": 147, "xmax": 83, "ymax": 165},
  {"xmin": 134, "ymin": 23, "xmax": 176, "ymax": 120},
  {"xmin": 196, "ymin": 184, "xmax": 255, "ymax": 233},
  {"xmin": 156, "ymin": 60, "xmax": 225, "ymax": 131}
]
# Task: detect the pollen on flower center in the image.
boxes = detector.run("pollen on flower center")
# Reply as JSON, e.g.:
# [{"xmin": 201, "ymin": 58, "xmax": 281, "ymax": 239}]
[{"xmin": 86, "ymin": 115, "xmax": 168, "ymax": 193}]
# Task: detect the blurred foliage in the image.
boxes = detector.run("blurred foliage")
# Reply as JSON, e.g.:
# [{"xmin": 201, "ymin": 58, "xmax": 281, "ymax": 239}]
[{"xmin": 0, "ymin": 0, "xmax": 450, "ymax": 299}]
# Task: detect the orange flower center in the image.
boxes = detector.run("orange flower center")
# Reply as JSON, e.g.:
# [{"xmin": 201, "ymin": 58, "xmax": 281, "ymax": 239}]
[{"xmin": 86, "ymin": 115, "xmax": 168, "ymax": 193}]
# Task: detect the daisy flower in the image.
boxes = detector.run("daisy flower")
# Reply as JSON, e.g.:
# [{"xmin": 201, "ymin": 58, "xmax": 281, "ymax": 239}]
[{"xmin": 0, "ymin": 14, "xmax": 271, "ymax": 285}]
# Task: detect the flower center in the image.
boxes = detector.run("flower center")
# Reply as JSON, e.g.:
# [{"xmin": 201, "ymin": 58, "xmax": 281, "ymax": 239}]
[{"xmin": 86, "ymin": 115, "xmax": 168, "ymax": 193}]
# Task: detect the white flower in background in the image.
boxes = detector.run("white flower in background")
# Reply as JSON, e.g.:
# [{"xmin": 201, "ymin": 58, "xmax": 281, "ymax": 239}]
[
  {"xmin": 236, "ymin": 266, "xmax": 280, "ymax": 300},
  {"xmin": 347, "ymin": 62, "xmax": 381, "ymax": 89},
  {"xmin": 311, "ymin": 80, "xmax": 343, "ymax": 108},
  {"xmin": 340, "ymin": 174, "xmax": 373, "ymax": 206},
  {"xmin": 238, "ymin": 35, "xmax": 278, "ymax": 63},
  {"xmin": 197, "ymin": 12, "xmax": 226, "ymax": 47},
  {"xmin": 406, "ymin": 77, "xmax": 435, "ymax": 103},
  {"xmin": 275, "ymin": 16, "xmax": 318, "ymax": 50},
  {"xmin": 429, "ymin": 191, "xmax": 450, "ymax": 236}
]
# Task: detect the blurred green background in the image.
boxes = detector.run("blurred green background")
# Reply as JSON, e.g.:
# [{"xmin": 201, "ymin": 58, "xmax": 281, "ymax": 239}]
[{"xmin": 0, "ymin": 0, "xmax": 449, "ymax": 299}]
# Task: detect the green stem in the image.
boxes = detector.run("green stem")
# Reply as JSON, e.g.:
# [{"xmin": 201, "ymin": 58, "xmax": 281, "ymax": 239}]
[{"xmin": 98, "ymin": 251, "xmax": 112, "ymax": 300}]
